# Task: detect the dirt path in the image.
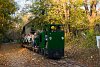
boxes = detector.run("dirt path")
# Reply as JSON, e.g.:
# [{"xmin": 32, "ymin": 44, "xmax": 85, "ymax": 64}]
[{"xmin": 0, "ymin": 43, "xmax": 87, "ymax": 67}]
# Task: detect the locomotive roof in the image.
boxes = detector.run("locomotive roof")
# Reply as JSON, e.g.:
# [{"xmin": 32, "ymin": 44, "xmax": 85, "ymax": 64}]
[{"xmin": 45, "ymin": 24, "xmax": 64, "ymax": 26}]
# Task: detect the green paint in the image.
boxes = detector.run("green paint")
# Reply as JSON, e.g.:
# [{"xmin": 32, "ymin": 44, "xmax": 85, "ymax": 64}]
[{"xmin": 48, "ymin": 31, "xmax": 64, "ymax": 50}]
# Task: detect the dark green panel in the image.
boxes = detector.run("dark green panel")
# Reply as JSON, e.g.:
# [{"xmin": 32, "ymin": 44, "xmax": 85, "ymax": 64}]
[
  {"xmin": 39, "ymin": 32, "xmax": 45, "ymax": 48},
  {"xmin": 48, "ymin": 31, "xmax": 64, "ymax": 50}
]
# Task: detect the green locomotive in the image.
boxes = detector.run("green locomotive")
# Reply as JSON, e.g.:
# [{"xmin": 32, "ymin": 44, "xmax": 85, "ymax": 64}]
[{"xmin": 34, "ymin": 24, "xmax": 65, "ymax": 58}]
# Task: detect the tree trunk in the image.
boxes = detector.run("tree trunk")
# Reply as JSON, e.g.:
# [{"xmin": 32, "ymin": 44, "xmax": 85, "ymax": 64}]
[
  {"xmin": 84, "ymin": 0, "xmax": 89, "ymax": 14},
  {"xmin": 90, "ymin": 0, "xmax": 97, "ymax": 16}
]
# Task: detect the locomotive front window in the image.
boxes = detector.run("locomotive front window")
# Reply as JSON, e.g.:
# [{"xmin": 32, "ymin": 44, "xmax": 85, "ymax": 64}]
[
  {"xmin": 59, "ymin": 26, "xmax": 64, "ymax": 31},
  {"xmin": 50, "ymin": 25, "xmax": 64, "ymax": 32},
  {"xmin": 56, "ymin": 26, "xmax": 64, "ymax": 31}
]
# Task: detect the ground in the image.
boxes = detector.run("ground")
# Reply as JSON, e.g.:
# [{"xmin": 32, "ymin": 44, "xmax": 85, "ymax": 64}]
[{"xmin": 0, "ymin": 43, "xmax": 87, "ymax": 67}]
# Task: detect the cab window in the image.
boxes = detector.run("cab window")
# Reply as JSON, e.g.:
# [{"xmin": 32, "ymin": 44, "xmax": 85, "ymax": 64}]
[{"xmin": 50, "ymin": 25, "xmax": 64, "ymax": 32}]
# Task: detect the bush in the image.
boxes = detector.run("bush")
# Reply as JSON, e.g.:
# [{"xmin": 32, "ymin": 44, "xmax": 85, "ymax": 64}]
[{"xmin": 65, "ymin": 30, "xmax": 100, "ymax": 66}]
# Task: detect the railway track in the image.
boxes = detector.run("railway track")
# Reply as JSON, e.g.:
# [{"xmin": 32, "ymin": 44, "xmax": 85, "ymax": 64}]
[
  {"xmin": 46, "ymin": 57, "xmax": 87, "ymax": 67},
  {"xmin": 22, "ymin": 44, "xmax": 88, "ymax": 67},
  {"xmin": 0, "ymin": 43, "xmax": 89, "ymax": 67}
]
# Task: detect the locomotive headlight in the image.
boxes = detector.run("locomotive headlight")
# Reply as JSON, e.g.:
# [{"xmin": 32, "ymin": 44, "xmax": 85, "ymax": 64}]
[
  {"xmin": 61, "ymin": 37, "xmax": 64, "ymax": 40},
  {"xmin": 49, "ymin": 37, "xmax": 52, "ymax": 40},
  {"xmin": 46, "ymin": 38, "xmax": 48, "ymax": 41}
]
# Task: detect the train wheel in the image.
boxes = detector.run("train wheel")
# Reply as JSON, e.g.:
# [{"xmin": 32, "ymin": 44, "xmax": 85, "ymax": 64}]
[
  {"xmin": 44, "ymin": 50, "xmax": 46, "ymax": 57},
  {"xmin": 43, "ymin": 49, "xmax": 48, "ymax": 57},
  {"xmin": 38, "ymin": 49, "xmax": 43, "ymax": 55},
  {"xmin": 38, "ymin": 48, "xmax": 41, "ymax": 54}
]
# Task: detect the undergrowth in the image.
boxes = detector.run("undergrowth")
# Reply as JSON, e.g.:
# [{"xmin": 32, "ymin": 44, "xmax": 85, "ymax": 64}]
[{"xmin": 65, "ymin": 30, "xmax": 100, "ymax": 67}]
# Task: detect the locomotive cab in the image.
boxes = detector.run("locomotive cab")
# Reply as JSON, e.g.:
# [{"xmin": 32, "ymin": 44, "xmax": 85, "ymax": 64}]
[
  {"xmin": 38, "ymin": 24, "xmax": 65, "ymax": 58},
  {"xmin": 47, "ymin": 24, "xmax": 64, "ymax": 58}
]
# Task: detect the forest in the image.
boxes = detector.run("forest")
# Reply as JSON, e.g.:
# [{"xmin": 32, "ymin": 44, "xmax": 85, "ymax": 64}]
[{"xmin": 0, "ymin": 0, "xmax": 100, "ymax": 66}]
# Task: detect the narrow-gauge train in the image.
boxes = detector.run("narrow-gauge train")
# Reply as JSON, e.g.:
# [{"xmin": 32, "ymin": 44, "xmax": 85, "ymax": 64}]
[{"xmin": 22, "ymin": 24, "xmax": 65, "ymax": 58}]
